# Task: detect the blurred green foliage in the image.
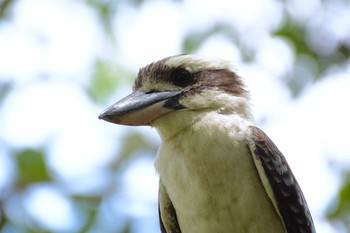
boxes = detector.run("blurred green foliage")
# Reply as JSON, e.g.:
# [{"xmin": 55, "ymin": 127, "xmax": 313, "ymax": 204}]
[
  {"xmin": 0, "ymin": 81, "xmax": 11, "ymax": 106},
  {"xmin": 328, "ymin": 173, "xmax": 350, "ymax": 231},
  {"xmin": 15, "ymin": 149, "xmax": 51, "ymax": 187},
  {"xmin": 87, "ymin": 59, "xmax": 125, "ymax": 103},
  {"xmin": 0, "ymin": 0, "xmax": 14, "ymax": 19},
  {"xmin": 109, "ymin": 131, "xmax": 157, "ymax": 171},
  {"xmin": 275, "ymin": 16, "xmax": 350, "ymax": 96}
]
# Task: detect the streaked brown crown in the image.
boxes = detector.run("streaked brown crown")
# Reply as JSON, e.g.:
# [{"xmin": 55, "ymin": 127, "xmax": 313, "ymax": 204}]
[{"xmin": 133, "ymin": 55, "xmax": 248, "ymax": 97}]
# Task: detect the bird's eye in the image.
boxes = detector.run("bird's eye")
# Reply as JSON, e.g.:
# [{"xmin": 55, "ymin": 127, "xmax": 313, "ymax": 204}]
[{"xmin": 171, "ymin": 69, "xmax": 192, "ymax": 87}]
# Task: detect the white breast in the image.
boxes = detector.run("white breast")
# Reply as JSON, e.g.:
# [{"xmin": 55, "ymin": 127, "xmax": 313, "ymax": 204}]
[{"xmin": 154, "ymin": 113, "xmax": 285, "ymax": 233}]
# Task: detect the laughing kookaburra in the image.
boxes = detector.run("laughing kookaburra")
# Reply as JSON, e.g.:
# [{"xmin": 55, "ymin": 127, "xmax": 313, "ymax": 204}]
[{"xmin": 99, "ymin": 55, "xmax": 315, "ymax": 233}]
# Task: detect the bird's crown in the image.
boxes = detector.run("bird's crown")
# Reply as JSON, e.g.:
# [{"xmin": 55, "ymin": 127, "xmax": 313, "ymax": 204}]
[{"xmin": 134, "ymin": 54, "xmax": 248, "ymax": 97}]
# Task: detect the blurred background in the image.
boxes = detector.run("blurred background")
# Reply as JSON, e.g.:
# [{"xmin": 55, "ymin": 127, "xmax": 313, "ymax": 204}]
[{"xmin": 0, "ymin": 0, "xmax": 350, "ymax": 232}]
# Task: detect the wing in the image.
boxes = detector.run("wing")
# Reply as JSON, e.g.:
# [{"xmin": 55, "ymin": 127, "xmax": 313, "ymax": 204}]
[
  {"xmin": 158, "ymin": 180, "xmax": 182, "ymax": 233},
  {"xmin": 248, "ymin": 126, "xmax": 316, "ymax": 233}
]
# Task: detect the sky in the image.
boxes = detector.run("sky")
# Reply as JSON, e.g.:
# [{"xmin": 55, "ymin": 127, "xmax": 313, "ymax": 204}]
[{"xmin": 0, "ymin": 0, "xmax": 350, "ymax": 232}]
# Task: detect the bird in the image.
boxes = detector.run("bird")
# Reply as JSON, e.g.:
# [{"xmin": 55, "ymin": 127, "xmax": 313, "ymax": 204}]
[{"xmin": 99, "ymin": 54, "xmax": 316, "ymax": 233}]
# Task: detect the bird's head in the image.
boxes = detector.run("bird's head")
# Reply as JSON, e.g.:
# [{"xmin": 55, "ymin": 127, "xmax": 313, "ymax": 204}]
[{"xmin": 99, "ymin": 55, "xmax": 252, "ymax": 137}]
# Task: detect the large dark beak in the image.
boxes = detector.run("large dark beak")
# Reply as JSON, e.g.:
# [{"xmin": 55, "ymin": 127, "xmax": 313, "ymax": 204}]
[{"xmin": 98, "ymin": 90, "xmax": 184, "ymax": 126}]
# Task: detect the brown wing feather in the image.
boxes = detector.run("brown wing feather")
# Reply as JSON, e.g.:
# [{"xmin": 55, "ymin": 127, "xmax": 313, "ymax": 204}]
[
  {"xmin": 158, "ymin": 180, "xmax": 182, "ymax": 233},
  {"xmin": 249, "ymin": 126, "xmax": 316, "ymax": 233}
]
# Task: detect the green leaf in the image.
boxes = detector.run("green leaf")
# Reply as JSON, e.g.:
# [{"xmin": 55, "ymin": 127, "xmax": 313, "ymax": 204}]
[
  {"xmin": 85, "ymin": 0, "xmax": 116, "ymax": 35},
  {"xmin": 15, "ymin": 149, "xmax": 51, "ymax": 187},
  {"xmin": 0, "ymin": 0, "xmax": 15, "ymax": 20},
  {"xmin": 0, "ymin": 81, "xmax": 12, "ymax": 105},
  {"xmin": 327, "ymin": 174, "xmax": 350, "ymax": 229},
  {"xmin": 72, "ymin": 195, "xmax": 101, "ymax": 233},
  {"xmin": 275, "ymin": 18, "xmax": 318, "ymax": 60},
  {"xmin": 109, "ymin": 131, "xmax": 157, "ymax": 171},
  {"xmin": 87, "ymin": 59, "xmax": 131, "ymax": 103}
]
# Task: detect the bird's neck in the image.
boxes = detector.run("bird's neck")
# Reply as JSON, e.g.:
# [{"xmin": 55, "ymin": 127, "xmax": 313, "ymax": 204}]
[{"xmin": 152, "ymin": 97, "xmax": 253, "ymax": 142}]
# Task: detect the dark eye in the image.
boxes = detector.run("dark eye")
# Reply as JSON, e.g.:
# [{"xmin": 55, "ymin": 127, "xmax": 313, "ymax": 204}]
[{"xmin": 171, "ymin": 69, "xmax": 192, "ymax": 87}]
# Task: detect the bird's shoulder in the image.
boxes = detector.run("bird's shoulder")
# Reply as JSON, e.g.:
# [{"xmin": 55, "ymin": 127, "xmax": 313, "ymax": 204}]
[
  {"xmin": 247, "ymin": 125, "xmax": 316, "ymax": 233},
  {"xmin": 158, "ymin": 180, "xmax": 181, "ymax": 233}
]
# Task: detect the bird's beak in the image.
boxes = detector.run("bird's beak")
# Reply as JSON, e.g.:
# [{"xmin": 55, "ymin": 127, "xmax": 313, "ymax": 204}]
[{"xmin": 98, "ymin": 90, "xmax": 184, "ymax": 126}]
